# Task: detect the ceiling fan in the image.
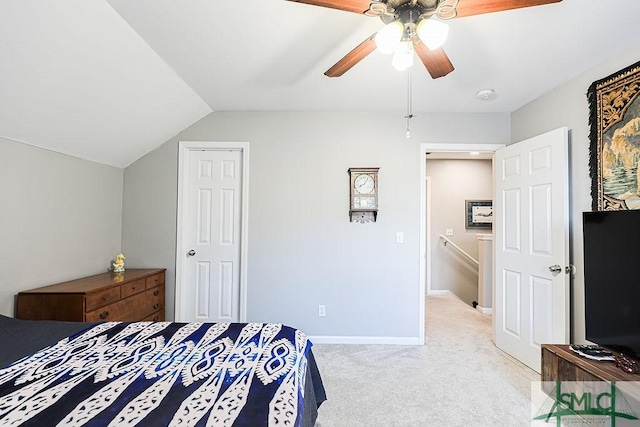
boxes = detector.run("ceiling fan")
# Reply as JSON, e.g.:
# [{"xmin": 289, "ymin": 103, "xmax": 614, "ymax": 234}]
[{"xmin": 287, "ymin": 0, "xmax": 562, "ymax": 79}]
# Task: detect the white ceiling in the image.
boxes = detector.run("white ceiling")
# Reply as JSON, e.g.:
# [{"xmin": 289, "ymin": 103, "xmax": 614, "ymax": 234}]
[{"xmin": 1, "ymin": 0, "xmax": 639, "ymax": 167}]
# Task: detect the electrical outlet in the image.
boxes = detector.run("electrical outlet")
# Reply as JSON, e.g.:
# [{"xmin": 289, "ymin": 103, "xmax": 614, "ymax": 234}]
[
  {"xmin": 318, "ymin": 305, "xmax": 326, "ymax": 317},
  {"xmin": 446, "ymin": 229, "xmax": 454, "ymax": 236},
  {"xmin": 396, "ymin": 232, "xmax": 404, "ymax": 243}
]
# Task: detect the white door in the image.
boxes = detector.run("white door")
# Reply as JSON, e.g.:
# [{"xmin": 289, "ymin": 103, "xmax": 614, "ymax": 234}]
[
  {"xmin": 494, "ymin": 127, "xmax": 570, "ymax": 372},
  {"xmin": 177, "ymin": 146, "xmax": 244, "ymax": 323}
]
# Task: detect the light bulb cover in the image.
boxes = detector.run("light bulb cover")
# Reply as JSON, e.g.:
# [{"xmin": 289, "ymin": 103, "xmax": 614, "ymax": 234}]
[
  {"xmin": 392, "ymin": 40, "xmax": 414, "ymax": 71},
  {"xmin": 416, "ymin": 18, "xmax": 449, "ymax": 50},
  {"xmin": 476, "ymin": 89, "xmax": 496, "ymax": 100},
  {"xmin": 375, "ymin": 21, "xmax": 404, "ymax": 54}
]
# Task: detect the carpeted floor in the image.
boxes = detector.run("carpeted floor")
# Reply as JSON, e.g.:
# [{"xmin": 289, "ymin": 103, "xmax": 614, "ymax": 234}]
[{"xmin": 312, "ymin": 294, "xmax": 539, "ymax": 426}]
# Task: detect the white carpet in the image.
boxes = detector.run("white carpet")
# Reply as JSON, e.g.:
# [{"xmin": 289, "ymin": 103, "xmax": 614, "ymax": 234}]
[{"xmin": 312, "ymin": 294, "xmax": 539, "ymax": 426}]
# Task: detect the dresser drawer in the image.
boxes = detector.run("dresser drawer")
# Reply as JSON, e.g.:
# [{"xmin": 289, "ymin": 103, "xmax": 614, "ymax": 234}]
[
  {"xmin": 121, "ymin": 279, "xmax": 145, "ymax": 298},
  {"xmin": 145, "ymin": 273, "xmax": 164, "ymax": 289},
  {"xmin": 146, "ymin": 285, "xmax": 165, "ymax": 312},
  {"xmin": 86, "ymin": 287, "xmax": 121, "ymax": 312},
  {"xmin": 142, "ymin": 309, "xmax": 165, "ymax": 322},
  {"xmin": 85, "ymin": 285, "xmax": 164, "ymax": 322}
]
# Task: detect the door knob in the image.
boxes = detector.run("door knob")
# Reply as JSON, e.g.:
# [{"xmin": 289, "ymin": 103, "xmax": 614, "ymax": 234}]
[
  {"xmin": 548, "ymin": 264, "xmax": 562, "ymax": 274},
  {"xmin": 187, "ymin": 249, "xmax": 196, "ymax": 257}
]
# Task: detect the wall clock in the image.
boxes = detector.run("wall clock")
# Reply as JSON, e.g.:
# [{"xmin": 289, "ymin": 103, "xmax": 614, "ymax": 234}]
[{"xmin": 348, "ymin": 167, "xmax": 379, "ymax": 223}]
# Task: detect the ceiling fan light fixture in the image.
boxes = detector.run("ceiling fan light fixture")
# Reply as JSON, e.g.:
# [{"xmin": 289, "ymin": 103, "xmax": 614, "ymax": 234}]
[
  {"xmin": 392, "ymin": 40, "xmax": 414, "ymax": 71},
  {"xmin": 375, "ymin": 20, "xmax": 404, "ymax": 54},
  {"xmin": 416, "ymin": 18, "xmax": 449, "ymax": 50}
]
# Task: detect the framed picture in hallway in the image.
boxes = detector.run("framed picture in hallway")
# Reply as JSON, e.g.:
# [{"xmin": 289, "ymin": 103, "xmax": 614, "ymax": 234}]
[{"xmin": 465, "ymin": 200, "xmax": 492, "ymax": 229}]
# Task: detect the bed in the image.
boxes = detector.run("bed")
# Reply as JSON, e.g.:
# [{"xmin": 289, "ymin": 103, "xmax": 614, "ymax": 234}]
[{"xmin": 0, "ymin": 316, "xmax": 326, "ymax": 426}]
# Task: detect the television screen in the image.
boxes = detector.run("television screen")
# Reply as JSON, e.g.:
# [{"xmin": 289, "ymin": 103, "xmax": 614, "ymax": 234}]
[{"xmin": 583, "ymin": 210, "xmax": 640, "ymax": 359}]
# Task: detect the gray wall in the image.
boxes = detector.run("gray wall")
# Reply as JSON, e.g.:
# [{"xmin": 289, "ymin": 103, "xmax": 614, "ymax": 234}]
[
  {"xmin": 511, "ymin": 45, "xmax": 640, "ymax": 344},
  {"xmin": 0, "ymin": 137, "xmax": 123, "ymax": 316},
  {"xmin": 122, "ymin": 111, "xmax": 509, "ymax": 340},
  {"xmin": 427, "ymin": 159, "xmax": 493, "ymax": 305}
]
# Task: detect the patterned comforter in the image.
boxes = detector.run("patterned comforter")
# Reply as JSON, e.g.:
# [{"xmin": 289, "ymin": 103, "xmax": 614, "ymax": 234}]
[{"xmin": 0, "ymin": 322, "xmax": 313, "ymax": 426}]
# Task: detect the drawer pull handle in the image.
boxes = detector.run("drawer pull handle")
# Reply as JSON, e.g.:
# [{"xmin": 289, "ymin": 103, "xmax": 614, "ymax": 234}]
[
  {"xmin": 132, "ymin": 286, "xmax": 136, "ymax": 290},
  {"xmin": 99, "ymin": 311, "xmax": 109, "ymax": 320},
  {"xmin": 153, "ymin": 316, "xmax": 159, "ymax": 322},
  {"xmin": 102, "ymin": 296, "xmax": 108, "ymax": 301},
  {"xmin": 153, "ymin": 290, "xmax": 159, "ymax": 296},
  {"xmin": 153, "ymin": 304, "xmax": 159, "ymax": 310}
]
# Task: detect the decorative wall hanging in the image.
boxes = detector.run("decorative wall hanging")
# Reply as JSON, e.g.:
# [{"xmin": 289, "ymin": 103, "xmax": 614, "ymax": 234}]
[
  {"xmin": 588, "ymin": 60, "xmax": 640, "ymax": 211},
  {"xmin": 465, "ymin": 200, "xmax": 492, "ymax": 229},
  {"xmin": 348, "ymin": 167, "xmax": 379, "ymax": 223}
]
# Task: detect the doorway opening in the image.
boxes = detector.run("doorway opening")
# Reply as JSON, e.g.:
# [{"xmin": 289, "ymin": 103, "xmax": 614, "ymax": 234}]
[{"xmin": 418, "ymin": 143, "xmax": 504, "ymax": 345}]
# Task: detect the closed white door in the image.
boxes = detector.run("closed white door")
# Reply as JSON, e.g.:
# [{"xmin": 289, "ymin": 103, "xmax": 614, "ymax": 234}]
[
  {"xmin": 178, "ymin": 148, "xmax": 243, "ymax": 322},
  {"xmin": 494, "ymin": 127, "xmax": 570, "ymax": 372}
]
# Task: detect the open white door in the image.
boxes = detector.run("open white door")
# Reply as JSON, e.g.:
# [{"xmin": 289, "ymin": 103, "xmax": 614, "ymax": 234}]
[{"xmin": 494, "ymin": 127, "xmax": 570, "ymax": 372}]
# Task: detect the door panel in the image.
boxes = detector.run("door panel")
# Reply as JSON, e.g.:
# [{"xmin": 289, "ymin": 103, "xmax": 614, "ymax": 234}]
[
  {"xmin": 530, "ymin": 184, "xmax": 551, "ymax": 255},
  {"xmin": 503, "ymin": 188, "xmax": 521, "ymax": 251},
  {"xmin": 494, "ymin": 127, "xmax": 570, "ymax": 372},
  {"xmin": 180, "ymin": 149, "xmax": 242, "ymax": 322},
  {"xmin": 531, "ymin": 275, "xmax": 552, "ymax": 346},
  {"xmin": 196, "ymin": 261, "xmax": 211, "ymax": 317},
  {"xmin": 503, "ymin": 270, "xmax": 521, "ymax": 337}
]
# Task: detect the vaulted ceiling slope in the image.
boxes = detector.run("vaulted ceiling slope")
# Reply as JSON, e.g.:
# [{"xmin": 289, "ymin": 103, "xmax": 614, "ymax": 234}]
[
  {"xmin": 1, "ymin": 0, "xmax": 640, "ymax": 167},
  {"xmin": 0, "ymin": 1, "xmax": 212, "ymax": 168}
]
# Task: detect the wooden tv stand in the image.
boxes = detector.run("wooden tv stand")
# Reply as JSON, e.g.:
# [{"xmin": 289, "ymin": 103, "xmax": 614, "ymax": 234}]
[{"xmin": 542, "ymin": 344, "xmax": 640, "ymax": 383}]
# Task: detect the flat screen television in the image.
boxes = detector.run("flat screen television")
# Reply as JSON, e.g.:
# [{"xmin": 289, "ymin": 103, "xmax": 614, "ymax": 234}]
[{"xmin": 583, "ymin": 210, "xmax": 640, "ymax": 359}]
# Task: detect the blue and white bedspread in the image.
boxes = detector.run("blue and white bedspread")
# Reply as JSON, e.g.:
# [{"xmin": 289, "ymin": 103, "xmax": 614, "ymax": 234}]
[{"xmin": 0, "ymin": 322, "xmax": 312, "ymax": 426}]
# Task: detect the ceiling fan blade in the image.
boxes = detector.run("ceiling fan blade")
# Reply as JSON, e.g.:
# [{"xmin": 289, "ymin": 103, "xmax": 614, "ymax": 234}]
[
  {"xmin": 287, "ymin": 0, "xmax": 372, "ymax": 14},
  {"xmin": 453, "ymin": 0, "xmax": 562, "ymax": 18},
  {"xmin": 325, "ymin": 35, "xmax": 377, "ymax": 77},
  {"xmin": 413, "ymin": 43, "xmax": 454, "ymax": 79}
]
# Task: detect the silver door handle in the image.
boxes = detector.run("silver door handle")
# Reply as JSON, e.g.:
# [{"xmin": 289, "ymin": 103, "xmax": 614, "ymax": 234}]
[
  {"xmin": 187, "ymin": 249, "xmax": 196, "ymax": 257},
  {"xmin": 549, "ymin": 264, "xmax": 562, "ymax": 274}
]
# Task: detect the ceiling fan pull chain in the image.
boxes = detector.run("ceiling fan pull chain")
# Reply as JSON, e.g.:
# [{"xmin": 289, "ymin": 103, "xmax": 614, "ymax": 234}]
[{"xmin": 405, "ymin": 68, "xmax": 414, "ymax": 138}]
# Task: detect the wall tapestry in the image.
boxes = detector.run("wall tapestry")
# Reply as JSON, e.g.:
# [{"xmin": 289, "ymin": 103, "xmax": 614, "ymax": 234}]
[{"xmin": 588, "ymin": 60, "xmax": 640, "ymax": 211}]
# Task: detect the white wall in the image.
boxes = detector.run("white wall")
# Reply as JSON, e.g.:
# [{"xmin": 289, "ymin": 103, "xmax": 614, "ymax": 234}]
[
  {"xmin": 511, "ymin": 44, "xmax": 640, "ymax": 343},
  {"xmin": 0, "ymin": 137, "xmax": 123, "ymax": 316},
  {"xmin": 122, "ymin": 111, "xmax": 509, "ymax": 341},
  {"xmin": 121, "ymin": 139, "xmax": 178, "ymax": 317},
  {"xmin": 427, "ymin": 159, "xmax": 493, "ymax": 304}
]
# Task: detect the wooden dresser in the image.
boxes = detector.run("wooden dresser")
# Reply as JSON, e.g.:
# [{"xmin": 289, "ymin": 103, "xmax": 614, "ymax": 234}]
[{"xmin": 16, "ymin": 269, "xmax": 165, "ymax": 322}]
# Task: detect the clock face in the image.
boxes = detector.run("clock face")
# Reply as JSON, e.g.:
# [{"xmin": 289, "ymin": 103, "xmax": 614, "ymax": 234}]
[{"xmin": 354, "ymin": 174, "xmax": 375, "ymax": 194}]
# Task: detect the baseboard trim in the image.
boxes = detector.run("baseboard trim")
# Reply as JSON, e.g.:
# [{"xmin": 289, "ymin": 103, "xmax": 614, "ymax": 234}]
[
  {"xmin": 427, "ymin": 290, "xmax": 450, "ymax": 296},
  {"xmin": 476, "ymin": 306, "xmax": 493, "ymax": 315},
  {"xmin": 308, "ymin": 335, "xmax": 422, "ymax": 345}
]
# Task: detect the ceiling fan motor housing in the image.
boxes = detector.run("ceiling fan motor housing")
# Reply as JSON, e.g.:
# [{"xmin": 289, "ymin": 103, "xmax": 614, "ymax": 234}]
[{"xmin": 381, "ymin": 2, "xmax": 427, "ymax": 25}]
